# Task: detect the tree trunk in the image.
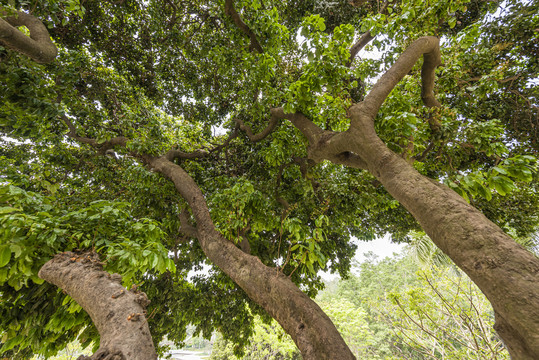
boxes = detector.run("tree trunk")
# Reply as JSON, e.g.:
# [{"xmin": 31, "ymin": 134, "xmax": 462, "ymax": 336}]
[
  {"xmin": 38, "ymin": 251, "xmax": 157, "ymax": 360},
  {"xmin": 347, "ymin": 105, "xmax": 539, "ymax": 359},
  {"xmin": 146, "ymin": 156, "xmax": 356, "ymax": 360}
]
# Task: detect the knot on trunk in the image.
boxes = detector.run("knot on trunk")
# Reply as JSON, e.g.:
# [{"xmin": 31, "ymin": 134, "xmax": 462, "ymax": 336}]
[{"xmin": 77, "ymin": 348, "xmax": 125, "ymax": 360}]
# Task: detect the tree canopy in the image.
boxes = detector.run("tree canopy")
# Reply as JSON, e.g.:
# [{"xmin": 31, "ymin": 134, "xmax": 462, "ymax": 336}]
[{"xmin": 0, "ymin": 0, "xmax": 538, "ymax": 359}]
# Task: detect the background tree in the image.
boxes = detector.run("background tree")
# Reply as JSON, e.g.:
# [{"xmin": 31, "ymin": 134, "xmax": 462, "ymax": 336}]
[
  {"xmin": 210, "ymin": 316, "xmax": 301, "ymax": 360},
  {"xmin": 215, "ymin": 247, "xmax": 511, "ymax": 359},
  {"xmin": 1, "ymin": 0, "xmax": 538, "ymax": 359}
]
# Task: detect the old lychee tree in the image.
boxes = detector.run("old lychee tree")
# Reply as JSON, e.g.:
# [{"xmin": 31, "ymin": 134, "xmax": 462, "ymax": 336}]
[{"xmin": 0, "ymin": 0, "xmax": 538, "ymax": 359}]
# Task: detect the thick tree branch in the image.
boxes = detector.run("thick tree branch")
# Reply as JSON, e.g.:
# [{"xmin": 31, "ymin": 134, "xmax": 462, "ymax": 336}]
[
  {"xmin": 236, "ymin": 115, "xmax": 280, "ymax": 142},
  {"xmin": 269, "ymin": 108, "xmax": 368, "ymax": 169},
  {"xmin": 61, "ymin": 114, "xmax": 129, "ymax": 154},
  {"xmin": 270, "ymin": 108, "xmax": 326, "ymax": 144},
  {"xmin": 348, "ymin": 1, "xmax": 389, "ymax": 66},
  {"xmin": 179, "ymin": 208, "xmax": 198, "ymax": 238},
  {"xmin": 224, "ymin": 0, "xmax": 263, "ymax": 53},
  {"xmin": 142, "ymin": 155, "xmax": 355, "ymax": 359},
  {"xmin": 0, "ymin": 10, "xmax": 57, "ymax": 63},
  {"xmin": 344, "ymin": 34, "xmax": 539, "ymax": 356},
  {"xmin": 39, "ymin": 251, "xmax": 157, "ymax": 360},
  {"xmin": 421, "ymin": 44, "xmax": 442, "ymax": 109},
  {"xmin": 324, "ymin": 150, "xmax": 369, "ymax": 169},
  {"xmin": 359, "ymin": 36, "xmax": 441, "ymax": 119}
]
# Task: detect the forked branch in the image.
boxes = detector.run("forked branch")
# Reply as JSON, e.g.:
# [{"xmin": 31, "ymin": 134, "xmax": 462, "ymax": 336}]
[{"xmin": 0, "ymin": 10, "xmax": 57, "ymax": 63}]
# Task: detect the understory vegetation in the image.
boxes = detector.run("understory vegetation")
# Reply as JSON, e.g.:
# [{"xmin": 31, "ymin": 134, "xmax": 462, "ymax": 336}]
[{"xmin": 211, "ymin": 245, "xmax": 512, "ymax": 360}]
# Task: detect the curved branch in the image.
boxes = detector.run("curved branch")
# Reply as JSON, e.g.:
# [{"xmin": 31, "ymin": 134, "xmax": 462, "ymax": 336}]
[
  {"xmin": 236, "ymin": 113, "xmax": 280, "ymax": 142},
  {"xmin": 360, "ymin": 36, "xmax": 441, "ymax": 119},
  {"xmin": 224, "ymin": 0, "xmax": 263, "ymax": 53},
  {"xmin": 270, "ymin": 108, "xmax": 325, "ymax": 144},
  {"xmin": 39, "ymin": 252, "xmax": 157, "ymax": 360},
  {"xmin": 61, "ymin": 114, "xmax": 129, "ymax": 153},
  {"xmin": 142, "ymin": 156, "xmax": 355, "ymax": 359},
  {"xmin": 270, "ymin": 109, "xmax": 368, "ymax": 169},
  {"xmin": 421, "ymin": 44, "xmax": 442, "ymax": 109},
  {"xmin": 0, "ymin": 11, "xmax": 57, "ymax": 63}
]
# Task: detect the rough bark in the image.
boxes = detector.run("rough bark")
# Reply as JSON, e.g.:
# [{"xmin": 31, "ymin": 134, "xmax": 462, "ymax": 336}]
[
  {"xmin": 283, "ymin": 36, "xmax": 539, "ymax": 359},
  {"xmin": 39, "ymin": 251, "xmax": 157, "ymax": 360},
  {"xmin": 144, "ymin": 155, "xmax": 355, "ymax": 360},
  {"xmin": 0, "ymin": 10, "xmax": 57, "ymax": 63},
  {"xmin": 347, "ymin": 107, "xmax": 539, "ymax": 359}
]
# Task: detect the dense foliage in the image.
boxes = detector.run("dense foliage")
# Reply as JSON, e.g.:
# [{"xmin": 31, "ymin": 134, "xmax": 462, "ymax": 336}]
[{"xmin": 0, "ymin": 0, "xmax": 537, "ymax": 357}]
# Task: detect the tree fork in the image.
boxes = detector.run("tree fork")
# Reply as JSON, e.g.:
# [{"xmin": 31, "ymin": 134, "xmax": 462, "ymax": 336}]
[
  {"xmin": 343, "ymin": 37, "xmax": 539, "ymax": 359},
  {"xmin": 346, "ymin": 127, "xmax": 539, "ymax": 359},
  {"xmin": 282, "ymin": 35, "xmax": 539, "ymax": 358},
  {"xmin": 38, "ymin": 251, "xmax": 157, "ymax": 360}
]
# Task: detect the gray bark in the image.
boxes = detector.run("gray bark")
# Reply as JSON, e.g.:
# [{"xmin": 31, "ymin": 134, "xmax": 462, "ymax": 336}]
[{"xmin": 145, "ymin": 155, "xmax": 355, "ymax": 360}]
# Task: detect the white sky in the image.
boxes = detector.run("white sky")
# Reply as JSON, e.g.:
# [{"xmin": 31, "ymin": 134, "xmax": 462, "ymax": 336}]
[
  {"xmin": 354, "ymin": 233, "xmax": 405, "ymax": 262},
  {"xmin": 319, "ymin": 234, "xmax": 406, "ymax": 280}
]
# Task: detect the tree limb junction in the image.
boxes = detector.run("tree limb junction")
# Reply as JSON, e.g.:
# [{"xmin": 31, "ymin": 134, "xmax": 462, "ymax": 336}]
[{"xmin": 359, "ymin": 36, "xmax": 440, "ymax": 119}]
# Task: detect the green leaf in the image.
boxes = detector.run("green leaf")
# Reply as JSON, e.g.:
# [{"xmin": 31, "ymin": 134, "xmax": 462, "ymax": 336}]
[
  {"xmin": 0, "ymin": 206, "xmax": 21, "ymax": 214},
  {"xmin": 0, "ymin": 267, "xmax": 8, "ymax": 283},
  {"xmin": 490, "ymin": 176, "xmax": 515, "ymax": 196},
  {"xmin": 492, "ymin": 166, "xmax": 508, "ymax": 175},
  {"xmin": 475, "ymin": 182, "xmax": 492, "ymax": 201},
  {"xmin": 0, "ymin": 246, "xmax": 11, "ymax": 267}
]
